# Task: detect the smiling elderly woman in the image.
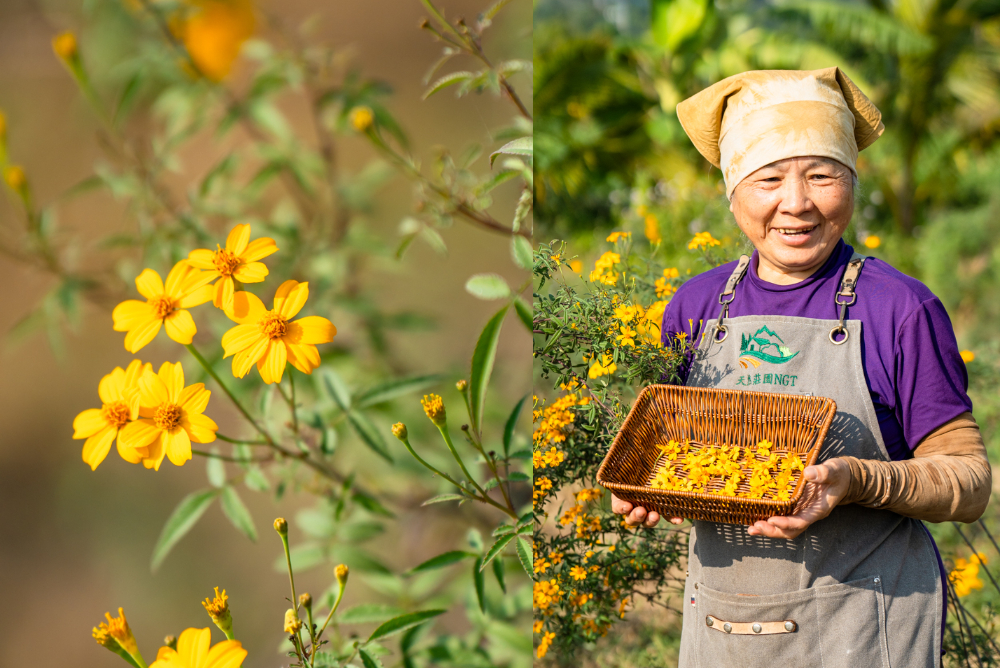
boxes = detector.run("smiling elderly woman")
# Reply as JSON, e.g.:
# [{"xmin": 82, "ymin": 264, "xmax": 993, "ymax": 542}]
[{"xmin": 611, "ymin": 68, "xmax": 992, "ymax": 668}]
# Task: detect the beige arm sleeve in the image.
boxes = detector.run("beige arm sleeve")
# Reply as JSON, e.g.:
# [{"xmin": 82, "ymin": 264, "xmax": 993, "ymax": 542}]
[{"xmin": 838, "ymin": 412, "xmax": 993, "ymax": 523}]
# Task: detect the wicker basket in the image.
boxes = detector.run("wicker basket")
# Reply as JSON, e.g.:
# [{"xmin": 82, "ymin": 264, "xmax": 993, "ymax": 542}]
[{"xmin": 597, "ymin": 385, "xmax": 837, "ymax": 525}]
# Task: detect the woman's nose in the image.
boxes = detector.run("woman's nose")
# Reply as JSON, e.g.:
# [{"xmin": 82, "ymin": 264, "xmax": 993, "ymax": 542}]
[{"xmin": 776, "ymin": 176, "xmax": 815, "ymax": 217}]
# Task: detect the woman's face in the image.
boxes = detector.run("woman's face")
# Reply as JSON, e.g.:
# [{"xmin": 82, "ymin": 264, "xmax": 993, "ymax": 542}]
[{"xmin": 730, "ymin": 156, "xmax": 854, "ymax": 283}]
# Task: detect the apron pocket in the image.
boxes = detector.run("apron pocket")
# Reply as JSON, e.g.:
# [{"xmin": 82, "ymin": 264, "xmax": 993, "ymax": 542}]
[{"xmin": 693, "ymin": 576, "xmax": 887, "ymax": 668}]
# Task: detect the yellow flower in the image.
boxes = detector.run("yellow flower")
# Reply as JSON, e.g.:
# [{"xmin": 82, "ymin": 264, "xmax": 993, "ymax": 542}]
[
  {"xmin": 864, "ymin": 235, "xmax": 881, "ymax": 249},
  {"xmin": 150, "ymin": 627, "xmax": 247, "ymax": 668},
  {"xmin": 52, "ymin": 31, "xmax": 78, "ymax": 60},
  {"xmin": 118, "ymin": 362, "xmax": 218, "ymax": 470},
  {"xmin": 202, "ymin": 587, "xmax": 232, "ymax": 637},
  {"xmin": 688, "ymin": 231, "xmax": 721, "ymax": 250},
  {"xmin": 283, "ymin": 608, "xmax": 302, "ymax": 634},
  {"xmin": 663, "ymin": 267, "xmax": 679, "ymax": 279},
  {"xmin": 644, "ymin": 214, "xmax": 661, "ymax": 243},
  {"xmin": 187, "ymin": 224, "xmax": 278, "ymax": 309},
  {"xmin": 588, "ymin": 353, "xmax": 617, "ymax": 379},
  {"xmin": 613, "ymin": 304, "xmax": 637, "ymax": 322},
  {"xmin": 550, "ymin": 253, "xmax": 562, "ymax": 266},
  {"xmin": 113, "ymin": 262, "xmax": 214, "ymax": 352},
  {"xmin": 179, "ymin": 0, "xmax": 256, "ymax": 82},
  {"xmin": 4, "ymin": 165, "xmax": 26, "ymax": 192},
  {"xmin": 616, "ymin": 326, "xmax": 637, "ymax": 348},
  {"xmin": 421, "ymin": 393, "xmax": 447, "ymax": 427},
  {"xmin": 335, "ymin": 563, "xmax": 350, "ymax": 586},
  {"xmin": 221, "ymin": 280, "xmax": 337, "ymax": 384},
  {"xmin": 594, "ymin": 251, "xmax": 620, "ymax": 270},
  {"xmin": 350, "ymin": 106, "xmax": 374, "ymax": 132},
  {"xmin": 93, "ymin": 608, "xmax": 143, "ymax": 665},
  {"xmin": 533, "ymin": 619, "xmax": 544, "ymax": 634},
  {"xmin": 960, "ymin": 350, "xmax": 975, "ymax": 363},
  {"xmin": 951, "ymin": 553, "xmax": 988, "ymax": 597},
  {"xmin": 569, "ymin": 259, "xmax": 583, "ymax": 273},
  {"xmin": 537, "ymin": 631, "xmax": 555, "ymax": 658},
  {"xmin": 606, "ymin": 231, "xmax": 631, "ymax": 243},
  {"xmin": 569, "ymin": 566, "xmax": 587, "ymax": 580},
  {"xmin": 73, "ymin": 359, "xmax": 151, "ymax": 470}
]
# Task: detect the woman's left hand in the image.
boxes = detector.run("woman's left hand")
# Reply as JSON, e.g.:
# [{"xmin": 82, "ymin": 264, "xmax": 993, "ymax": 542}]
[{"xmin": 746, "ymin": 457, "xmax": 852, "ymax": 539}]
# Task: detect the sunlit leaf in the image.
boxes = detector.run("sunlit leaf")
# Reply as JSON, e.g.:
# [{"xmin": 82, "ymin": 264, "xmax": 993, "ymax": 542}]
[
  {"xmin": 465, "ymin": 274, "xmax": 510, "ymax": 300},
  {"xmin": 220, "ymin": 486, "xmax": 257, "ymax": 541},
  {"xmin": 367, "ymin": 609, "xmax": 446, "ymax": 642},
  {"xmin": 151, "ymin": 489, "xmax": 219, "ymax": 571},
  {"xmin": 469, "ymin": 306, "xmax": 508, "ymax": 433},
  {"xmin": 490, "ymin": 137, "xmax": 532, "ymax": 166}
]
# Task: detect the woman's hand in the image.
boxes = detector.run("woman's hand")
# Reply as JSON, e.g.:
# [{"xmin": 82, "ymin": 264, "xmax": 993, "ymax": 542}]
[
  {"xmin": 746, "ymin": 457, "xmax": 852, "ymax": 539},
  {"xmin": 611, "ymin": 494, "xmax": 684, "ymax": 528}
]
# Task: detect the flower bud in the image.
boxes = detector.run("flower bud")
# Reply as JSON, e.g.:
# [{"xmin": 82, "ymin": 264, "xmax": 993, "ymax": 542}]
[
  {"xmin": 164, "ymin": 635, "xmax": 178, "ymax": 650},
  {"xmin": 335, "ymin": 563, "xmax": 349, "ymax": 587},
  {"xmin": 349, "ymin": 106, "xmax": 374, "ymax": 132},
  {"xmin": 202, "ymin": 587, "xmax": 233, "ymax": 638},
  {"xmin": 52, "ymin": 31, "xmax": 78, "ymax": 61},
  {"xmin": 284, "ymin": 608, "xmax": 302, "ymax": 634},
  {"xmin": 456, "ymin": 379, "xmax": 468, "ymax": 392},
  {"xmin": 273, "ymin": 517, "xmax": 288, "ymax": 536},
  {"xmin": 391, "ymin": 422, "xmax": 408, "ymax": 440},
  {"xmin": 298, "ymin": 593, "xmax": 312, "ymax": 610},
  {"xmin": 93, "ymin": 608, "xmax": 144, "ymax": 666},
  {"xmin": 421, "ymin": 394, "xmax": 447, "ymax": 427}
]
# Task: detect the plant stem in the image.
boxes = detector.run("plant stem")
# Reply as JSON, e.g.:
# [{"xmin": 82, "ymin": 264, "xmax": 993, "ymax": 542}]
[
  {"xmin": 438, "ymin": 424, "xmax": 485, "ymax": 496},
  {"xmin": 289, "ymin": 371, "xmax": 299, "ymax": 434},
  {"xmin": 215, "ymin": 433, "xmax": 269, "ymax": 445},
  {"xmin": 316, "ymin": 580, "xmax": 346, "ymax": 639},
  {"xmin": 192, "ymin": 449, "xmax": 273, "ymax": 464}
]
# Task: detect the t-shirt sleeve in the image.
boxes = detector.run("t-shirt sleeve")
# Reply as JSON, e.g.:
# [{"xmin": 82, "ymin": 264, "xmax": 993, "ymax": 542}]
[{"xmin": 893, "ymin": 297, "xmax": 972, "ymax": 449}]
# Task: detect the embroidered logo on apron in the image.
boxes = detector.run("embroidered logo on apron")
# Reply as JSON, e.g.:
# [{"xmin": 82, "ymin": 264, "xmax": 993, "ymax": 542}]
[{"xmin": 738, "ymin": 325, "xmax": 800, "ymax": 368}]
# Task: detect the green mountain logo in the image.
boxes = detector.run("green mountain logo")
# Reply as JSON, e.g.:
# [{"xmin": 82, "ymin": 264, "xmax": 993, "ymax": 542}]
[{"xmin": 739, "ymin": 326, "xmax": 799, "ymax": 365}]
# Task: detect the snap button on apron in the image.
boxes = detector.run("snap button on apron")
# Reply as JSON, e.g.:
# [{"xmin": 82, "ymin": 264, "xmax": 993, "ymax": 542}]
[
  {"xmin": 752, "ymin": 623, "xmax": 762, "ymax": 634},
  {"xmin": 873, "ymin": 577, "xmax": 880, "ymax": 584},
  {"xmin": 706, "ymin": 617, "xmax": 714, "ymax": 627},
  {"xmin": 784, "ymin": 621, "xmax": 796, "ymax": 632},
  {"xmin": 723, "ymin": 623, "xmax": 732, "ymax": 633}
]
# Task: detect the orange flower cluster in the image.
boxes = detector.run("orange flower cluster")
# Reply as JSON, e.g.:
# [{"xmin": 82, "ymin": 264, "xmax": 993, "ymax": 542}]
[
  {"xmin": 648, "ymin": 439, "xmax": 805, "ymax": 501},
  {"xmin": 533, "ymin": 391, "xmax": 589, "ymax": 474}
]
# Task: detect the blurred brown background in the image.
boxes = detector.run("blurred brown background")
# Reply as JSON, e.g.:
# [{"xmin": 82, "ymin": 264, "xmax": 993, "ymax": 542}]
[{"xmin": 0, "ymin": 0, "xmax": 531, "ymax": 665}]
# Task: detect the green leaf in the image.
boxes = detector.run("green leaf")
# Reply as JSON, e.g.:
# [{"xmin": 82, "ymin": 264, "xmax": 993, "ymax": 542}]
[
  {"xmin": 220, "ymin": 486, "xmax": 257, "ymax": 541},
  {"xmin": 409, "ymin": 550, "xmax": 474, "ymax": 573},
  {"xmin": 514, "ymin": 297, "xmax": 532, "ymax": 333},
  {"xmin": 322, "ymin": 368, "xmax": 352, "ymax": 410},
  {"xmin": 469, "ymin": 307, "xmax": 508, "ymax": 433},
  {"xmin": 507, "ymin": 471, "xmax": 530, "ymax": 482},
  {"xmin": 502, "ymin": 394, "xmax": 527, "ymax": 457},
  {"xmin": 359, "ymin": 648, "xmax": 385, "ymax": 668},
  {"xmin": 516, "ymin": 538, "xmax": 533, "ymax": 577},
  {"xmin": 421, "ymin": 493, "xmax": 465, "ymax": 506},
  {"xmin": 492, "ymin": 557, "xmax": 506, "ymax": 593},
  {"xmin": 354, "ymin": 374, "xmax": 445, "ymax": 408},
  {"xmin": 465, "ymin": 274, "xmax": 511, "ymax": 300},
  {"xmin": 480, "ymin": 534, "xmax": 515, "ymax": 571},
  {"xmin": 339, "ymin": 603, "xmax": 405, "ymax": 625},
  {"xmin": 423, "ymin": 71, "xmax": 476, "ymax": 99},
  {"xmin": 651, "ymin": 0, "xmax": 709, "ymax": 51},
  {"xmin": 490, "ymin": 137, "xmax": 532, "ymax": 166},
  {"xmin": 151, "ymin": 489, "xmax": 219, "ymax": 571},
  {"xmin": 368, "ymin": 610, "xmax": 446, "ymax": 642},
  {"xmin": 353, "ymin": 491, "xmax": 395, "ymax": 518},
  {"xmin": 244, "ymin": 466, "xmax": 270, "ymax": 492},
  {"xmin": 206, "ymin": 452, "xmax": 226, "ymax": 488},
  {"xmin": 347, "ymin": 411, "xmax": 393, "ymax": 462},
  {"xmin": 511, "ymin": 237, "xmax": 532, "ymax": 270},
  {"xmin": 473, "ymin": 557, "xmax": 486, "ymax": 612}
]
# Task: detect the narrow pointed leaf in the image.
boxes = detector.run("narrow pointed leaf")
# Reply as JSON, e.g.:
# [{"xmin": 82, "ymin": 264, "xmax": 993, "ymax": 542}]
[
  {"xmin": 348, "ymin": 411, "xmax": 393, "ymax": 462},
  {"xmin": 480, "ymin": 533, "xmax": 515, "ymax": 571},
  {"xmin": 359, "ymin": 648, "xmax": 385, "ymax": 668},
  {"xmin": 469, "ymin": 306, "xmax": 508, "ymax": 433},
  {"xmin": 465, "ymin": 274, "xmax": 510, "ymax": 300},
  {"xmin": 502, "ymin": 394, "xmax": 528, "ymax": 457},
  {"xmin": 492, "ymin": 556, "xmax": 506, "ymax": 593},
  {"xmin": 368, "ymin": 610, "xmax": 446, "ymax": 642},
  {"xmin": 421, "ymin": 493, "xmax": 465, "ymax": 506},
  {"xmin": 511, "ymin": 236, "xmax": 532, "ymax": 270},
  {"xmin": 490, "ymin": 137, "xmax": 532, "ymax": 166},
  {"xmin": 409, "ymin": 550, "xmax": 474, "ymax": 573},
  {"xmin": 473, "ymin": 557, "xmax": 486, "ymax": 612},
  {"xmin": 151, "ymin": 489, "xmax": 219, "ymax": 571},
  {"xmin": 514, "ymin": 297, "xmax": 532, "ymax": 332},
  {"xmin": 423, "ymin": 71, "xmax": 476, "ymax": 99},
  {"xmin": 516, "ymin": 537, "xmax": 532, "ymax": 577},
  {"xmin": 354, "ymin": 374, "xmax": 445, "ymax": 408},
  {"xmin": 322, "ymin": 368, "xmax": 352, "ymax": 410},
  {"xmin": 220, "ymin": 486, "xmax": 258, "ymax": 541}
]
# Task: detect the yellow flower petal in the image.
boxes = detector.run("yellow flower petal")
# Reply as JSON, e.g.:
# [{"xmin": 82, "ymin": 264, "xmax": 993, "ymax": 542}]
[
  {"xmin": 226, "ymin": 290, "xmax": 267, "ymax": 324},
  {"xmin": 164, "ymin": 261, "xmax": 196, "ymax": 298},
  {"xmin": 286, "ymin": 316, "xmax": 336, "ymax": 345},
  {"xmin": 175, "ymin": 282, "xmax": 213, "ymax": 309},
  {"xmin": 179, "ymin": 384, "xmax": 210, "ymax": 414},
  {"xmin": 159, "ymin": 361, "xmax": 185, "ymax": 403},
  {"xmin": 100, "ymin": 366, "xmax": 126, "ymax": 403},
  {"xmin": 124, "ymin": 318, "xmax": 163, "ymax": 353},
  {"xmin": 241, "ymin": 236, "xmax": 278, "ymax": 262},
  {"xmin": 138, "ymin": 368, "xmax": 170, "ymax": 407},
  {"xmin": 187, "ymin": 248, "xmax": 217, "ymax": 270},
  {"xmin": 232, "ymin": 261, "xmax": 268, "ymax": 283},
  {"xmin": 203, "ymin": 640, "xmax": 248, "ymax": 668},
  {"xmin": 82, "ymin": 426, "xmax": 117, "ymax": 470},
  {"xmin": 222, "ymin": 323, "xmax": 263, "ymax": 358},
  {"xmin": 164, "ymin": 428, "xmax": 192, "ymax": 466},
  {"xmin": 113, "ymin": 300, "xmax": 155, "ymax": 332},
  {"xmin": 258, "ymin": 339, "xmax": 287, "ymax": 384},
  {"xmin": 164, "ymin": 309, "xmax": 198, "ymax": 345},
  {"xmin": 73, "ymin": 408, "xmax": 107, "ymax": 439},
  {"xmin": 142, "ymin": 433, "xmax": 167, "ymax": 470},
  {"xmin": 285, "ymin": 342, "xmax": 320, "ymax": 374},
  {"xmin": 232, "ymin": 335, "xmax": 269, "ymax": 378},
  {"xmin": 213, "ymin": 276, "xmax": 235, "ymax": 309},
  {"xmin": 179, "ymin": 627, "xmax": 213, "ymax": 667},
  {"xmin": 183, "ymin": 413, "xmax": 218, "ymax": 443},
  {"xmin": 274, "ymin": 280, "xmax": 308, "ymax": 319},
  {"xmin": 135, "ymin": 269, "xmax": 164, "ymax": 299},
  {"xmin": 116, "ymin": 434, "xmax": 145, "ymax": 464},
  {"xmin": 120, "ymin": 419, "xmax": 162, "ymax": 451},
  {"xmin": 225, "ymin": 224, "xmax": 251, "ymax": 255}
]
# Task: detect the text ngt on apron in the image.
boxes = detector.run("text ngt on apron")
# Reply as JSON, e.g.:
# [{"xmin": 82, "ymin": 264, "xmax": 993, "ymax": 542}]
[{"xmin": 678, "ymin": 253, "xmax": 941, "ymax": 668}]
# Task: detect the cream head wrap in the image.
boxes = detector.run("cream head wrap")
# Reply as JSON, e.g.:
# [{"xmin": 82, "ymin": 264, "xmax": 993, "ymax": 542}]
[{"xmin": 676, "ymin": 67, "xmax": 884, "ymax": 199}]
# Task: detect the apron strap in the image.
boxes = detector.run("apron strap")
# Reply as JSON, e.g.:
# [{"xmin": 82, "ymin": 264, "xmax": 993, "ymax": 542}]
[
  {"xmin": 713, "ymin": 254, "xmax": 752, "ymax": 341},
  {"xmin": 830, "ymin": 251, "xmax": 867, "ymax": 345}
]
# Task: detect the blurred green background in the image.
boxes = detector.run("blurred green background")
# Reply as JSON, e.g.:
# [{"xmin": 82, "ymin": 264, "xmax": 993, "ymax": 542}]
[
  {"xmin": 534, "ymin": 0, "xmax": 1000, "ymax": 664},
  {"xmin": 0, "ymin": 0, "xmax": 530, "ymax": 666}
]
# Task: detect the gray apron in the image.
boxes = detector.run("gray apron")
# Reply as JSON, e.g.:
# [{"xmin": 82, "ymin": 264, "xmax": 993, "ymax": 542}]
[{"xmin": 678, "ymin": 254, "xmax": 942, "ymax": 668}]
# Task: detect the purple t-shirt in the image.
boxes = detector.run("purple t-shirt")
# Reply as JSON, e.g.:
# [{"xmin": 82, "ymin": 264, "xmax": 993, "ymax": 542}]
[{"xmin": 661, "ymin": 240, "xmax": 972, "ymax": 460}]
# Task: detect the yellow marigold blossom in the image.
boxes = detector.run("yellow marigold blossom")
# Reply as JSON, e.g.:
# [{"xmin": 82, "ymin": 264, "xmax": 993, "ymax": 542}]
[
  {"xmin": 569, "ymin": 259, "xmax": 583, "ymax": 273},
  {"xmin": 533, "ymin": 580, "xmax": 562, "ymax": 612},
  {"xmin": 613, "ymin": 304, "xmax": 637, "ymax": 322},
  {"xmin": 638, "ymin": 301, "xmax": 668, "ymax": 344},
  {"xmin": 606, "ymin": 231, "xmax": 631, "ymax": 243},
  {"xmin": 688, "ymin": 231, "xmax": 721, "ymax": 250},
  {"xmin": 960, "ymin": 350, "xmax": 975, "ymax": 363},
  {"xmin": 864, "ymin": 235, "xmax": 881, "ymax": 249},
  {"xmin": 533, "ymin": 620, "xmax": 544, "ymax": 634},
  {"xmin": 118, "ymin": 362, "xmax": 218, "ymax": 470},
  {"xmin": 52, "ymin": 31, "xmax": 78, "ymax": 60},
  {"xmin": 202, "ymin": 587, "xmax": 231, "ymax": 636},
  {"xmin": 533, "ymin": 476, "xmax": 553, "ymax": 504},
  {"xmin": 559, "ymin": 504, "xmax": 583, "ymax": 526},
  {"xmin": 951, "ymin": 553, "xmax": 988, "ymax": 597},
  {"xmin": 594, "ymin": 251, "xmax": 620, "ymax": 269},
  {"xmin": 284, "ymin": 608, "xmax": 302, "ymax": 634},
  {"xmin": 94, "ymin": 608, "xmax": 142, "ymax": 663},
  {"xmin": 187, "ymin": 224, "xmax": 278, "ymax": 309},
  {"xmin": 335, "ymin": 563, "xmax": 349, "ymax": 586},
  {"xmin": 113, "ymin": 262, "xmax": 214, "ymax": 352},
  {"xmin": 391, "ymin": 422, "xmax": 408, "ymax": 439},
  {"xmin": 575, "ymin": 513, "xmax": 601, "ymax": 537},
  {"xmin": 421, "ymin": 393, "xmax": 447, "ymax": 426},
  {"xmin": 569, "ymin": 566, "xmax": 587, "ymax": 580},
  {"xmin": 222, "ymin": 280, "xmax": 336, "ymax": 384},
  {"xmin": 589, "ymin": 267, "xmax": 618, "ymax": 285},
  {"xmin": 537, "ymin": 631, "xmax": 555, "ymax": 658},
  {"xmin": 549, "ymin": 551, "xmax": 564, "ymax": 565},
  {"xmin": 179, "ymin": 0, "xmax": 256, "ymax": 82},
  {"xmin": 150, "ymin": 626, "xmax": 247, "ymax": 668},
  {"xmin": 534, "ymin": 558, "xmax": 552, "ymax": 574},
  {"xmin": 74, "ymin": 359, "xmax": 151, "ymax": 470},
  {"xmin": 654, "ymin": 277, "xmax": 675, "ymax": 298},
  {"xmin": 618, "ymin": 597, "xmax": 630, "ymax": 618},
  {"xmin": 350, "ymin": 106, "xmax": 374, "ymax": 131},
  {"xmin": 576, "ymin": 488, "xmax": 602, "ymax": 503},
  {"xmin": 616, "ymin": 325, "xmax": 637, "ymax": 348},
  {"xmin": 588, "ymin": 353, "xmax": 616, "ymax": 379},
  {"xmin": 644, "ymin": 214, "xmax": 661, "ymax": 242}
]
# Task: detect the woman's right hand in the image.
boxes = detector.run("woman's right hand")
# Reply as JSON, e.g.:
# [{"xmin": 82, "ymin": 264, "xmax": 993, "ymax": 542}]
[{"xmin": 611, "ymin": 494, "xmax": 684, "ymax": 527}]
